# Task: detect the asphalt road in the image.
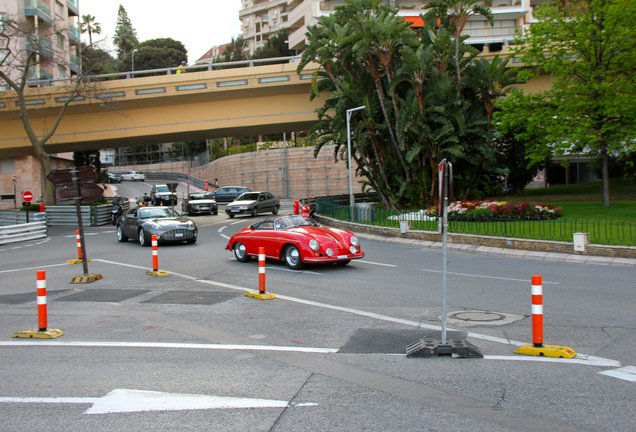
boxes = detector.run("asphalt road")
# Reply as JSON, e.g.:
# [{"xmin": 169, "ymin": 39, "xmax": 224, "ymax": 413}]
[{"xmin": 0, "ymin": 181, "xmax": 634, "ymax": 432}]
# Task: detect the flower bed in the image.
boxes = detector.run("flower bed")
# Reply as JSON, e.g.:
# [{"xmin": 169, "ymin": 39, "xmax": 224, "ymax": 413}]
[{"xmin": 426, "ymin": 200, "xmax": 562, "ymax": 220}]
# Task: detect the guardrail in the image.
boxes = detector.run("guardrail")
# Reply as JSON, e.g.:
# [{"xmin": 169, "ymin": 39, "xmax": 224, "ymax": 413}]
[
  {"xmin": 0, "ymin": 221, "xmax": 47, "ymax": 245},
  {"xmin": 0, "ymin": 211, "xmax": 46, "ymax": 225}
]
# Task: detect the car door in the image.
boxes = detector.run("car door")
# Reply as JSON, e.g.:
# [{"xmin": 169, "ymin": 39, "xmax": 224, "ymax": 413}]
[
  {"xmin": 260, "ymin": 193, "xmax": 273, "ymax": 212},
  {"xmin": 122, "ymin": 208, "xmax": 139, "ymax": 237}
]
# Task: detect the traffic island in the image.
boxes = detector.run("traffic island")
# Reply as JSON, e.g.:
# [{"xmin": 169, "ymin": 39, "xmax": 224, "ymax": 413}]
[{"xmin": 70, "ymin": 273, "xmax": 103, "ymax": 284}]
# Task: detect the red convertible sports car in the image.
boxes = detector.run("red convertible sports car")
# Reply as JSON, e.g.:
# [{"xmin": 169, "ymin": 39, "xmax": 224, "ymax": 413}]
[{"xmin": 225, "ymin": 215, "xmax": 364, "ymax": 270}]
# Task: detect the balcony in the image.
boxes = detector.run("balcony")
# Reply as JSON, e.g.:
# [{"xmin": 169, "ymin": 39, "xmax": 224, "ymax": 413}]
[
  {"xmin": 69, "ymin": 54, "xmax": 79, "ymax": 74},
  {"xmin": 26, "ymin": 37, "xmax": 53, "ymax": 59},
  {"xmin": 66, "ymin": 0, "xmax": 79, "ymax": 17},
  {"xmin": 68, "ymin": 23, "xmax": 80, "ymax": 44},
  {"xmin": 24, "ymin": 0, "xmax": 52, "ymax": 23}
]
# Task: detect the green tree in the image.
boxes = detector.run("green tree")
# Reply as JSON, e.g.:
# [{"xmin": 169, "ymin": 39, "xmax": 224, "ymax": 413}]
[
  {"xmin": 112, "ymin": 5, "xmax": 139, "ymax": 61},
  {"xmin": 252, "ymin": 29, "xmax": 295, "ymax": 60},
  {"xmin": 131, "ymin": 38, "xmax": 187, "ymax": 73},
  {"xmin": 81, "ymin": 45, "xmax": 118, "ymax": 75},
  {"xmin": 216, "ymin": 36, "xmax": 248, "ymax": 64},
  {"xmin": 78, "ymin": 14, "xmax": 101, "ymax": 47},
  {"xmin": 297, "ymin": 0, "xmax": 513, "ymax": 208},
  {"xmin": 495, "ymin": 0, "xmax": 636, "ymax": 206}
]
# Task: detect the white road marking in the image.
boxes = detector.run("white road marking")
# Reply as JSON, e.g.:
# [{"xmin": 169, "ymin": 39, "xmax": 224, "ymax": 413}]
[
  {"xmin": 0, "ymin": 388, "xmax": 317, "ymax": 414},
  {"xmin": 357, "ymin": 260, "xmax": 397, "ymax": 267},
  {"xmin": 0, "ymin": 262, "xmax": 69, "ymax": 274},
  {"xmin": 599, "ymin": 365, "xmax": 636, "ymax": 382},
  {"xmin": 421, "ymin": 268, "xmax": 559, "ymax": 284}
]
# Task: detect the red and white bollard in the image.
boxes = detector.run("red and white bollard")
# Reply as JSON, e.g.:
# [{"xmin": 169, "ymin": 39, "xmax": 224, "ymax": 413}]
[
  {"xmin": 145, "ymin": 234, "xmax": 169, "ymax": 276},
  {"xmin": 75, "ymin": 230, "xmax": 82, "ymax": 260},
  {"xmin": 258, "ymin": 246, "xmax": 266, "ymax": 294},
  {"xmin": 37, "ymin": 270, "xmax": 48, "ymax": 331},
  {"xmin": 152, "ymin": 234, "xmax": 159, "ymax": 272},
  {"xmin": 245, "ymin": 247, "xmax": 276, "ymax": 300},
  {"xmin": 531, "ymin": 274, "xmax": 544, "ymax": 347},
  {"xmin": 293, "ymin": 200, "xmax": 300, "ymax": 215}
]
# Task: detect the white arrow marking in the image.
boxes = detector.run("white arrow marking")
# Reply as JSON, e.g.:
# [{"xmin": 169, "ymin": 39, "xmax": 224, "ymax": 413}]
[{"xmin": 0, "ymin": 389, "xmax": 318, "ymax": 414}]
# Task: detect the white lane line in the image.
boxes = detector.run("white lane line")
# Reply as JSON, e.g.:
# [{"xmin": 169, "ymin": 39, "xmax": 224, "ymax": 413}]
[
  {"xmin": 421, "ymin": 268, "xmax": 560, "ymax": 284},
  {"xmin": 484, "ymin": 355, "xmax": 620, "ymax": 368},
  {"xmin": 599, "ymin": 366, "xmax": 636, "ymax": 382},
  {"xmin": 0, "ymin": 262, "xmax": 69, "ymax": 274},
  {"xmin": 0, "ymin": 340, "xmax": 337, "ymax": 353},
  {"xmin": 357, "ymin": 260, "xmax": 397, "ymax": 267}
]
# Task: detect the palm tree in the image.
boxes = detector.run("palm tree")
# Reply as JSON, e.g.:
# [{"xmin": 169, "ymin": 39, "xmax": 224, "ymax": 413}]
[{"xmin": 79, "ymin": 14, "xmax": 101, "ymax": 47}]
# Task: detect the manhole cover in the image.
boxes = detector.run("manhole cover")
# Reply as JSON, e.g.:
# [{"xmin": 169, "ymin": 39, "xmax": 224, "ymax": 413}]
[{"xmin": 446, "ymin": 310, "xmax": 525, "ymax": 327}]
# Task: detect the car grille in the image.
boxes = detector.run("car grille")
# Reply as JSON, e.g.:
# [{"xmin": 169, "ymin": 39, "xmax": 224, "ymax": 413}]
[{"xmin": 162, "ymin": 229, "xmax": 195, "ymax": 241}]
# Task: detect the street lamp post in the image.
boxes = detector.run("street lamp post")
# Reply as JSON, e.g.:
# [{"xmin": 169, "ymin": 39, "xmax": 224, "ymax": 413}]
[
  {"xmin": 131, "ymin": 49, "xmax": 138, "ymax": 77},
  {"xmin": 346, "ymin": 105, "xmax": 366, "ymax": 221}
]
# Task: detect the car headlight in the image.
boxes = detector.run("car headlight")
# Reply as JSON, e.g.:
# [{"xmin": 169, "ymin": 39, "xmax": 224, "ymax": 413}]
[
  {"xmin": 350, "ymin": 236, "xmax": 359, "ymax": 247},
  {"xmin": 349, "ymin": 246, "xmax": 358, "ymax": 254},
  {"xmin": 309, "ymin": 239, "xmax": 319, "ymax": 251},
  {"xmin": 325, "ymin": 248, "xmax": 334, "ymax": 257}
]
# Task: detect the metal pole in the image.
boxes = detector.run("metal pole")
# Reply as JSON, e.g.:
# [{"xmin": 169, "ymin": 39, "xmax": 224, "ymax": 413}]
[
  {"xmin": 131, "ymin": 49, "xmax": 138, "ymax": 76},
  {"xmin": 346, "ymin": 106, "xmax": 365, "ymax": 221}
]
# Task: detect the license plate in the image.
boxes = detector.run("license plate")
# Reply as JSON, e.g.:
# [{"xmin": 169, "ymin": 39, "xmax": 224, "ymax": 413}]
[
  {"xmin": 337, "ymin": 255, "xmax": 347, "ymax": 259},
  {"xmin": 175, "ymin": 233, "xmax": 183, "ymax": 238},
  {"xmin": 230, "ymin": 209, "xmax": 239, "ymax": 213}
]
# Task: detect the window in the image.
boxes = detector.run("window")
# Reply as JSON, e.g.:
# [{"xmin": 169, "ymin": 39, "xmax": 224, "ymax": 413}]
[
  {"xmin": 0, "ymin": 158, "xmax": 15, "ymax": 174},
  {"xmin": 57, "ymin": 34, "xmax": 65, "ymax": 49},
  {"xmin": 55, "ymin": 1, "xmax": 64, "ymax": 17},
  {"xmin": 0, "ymin": 12, "xmax": 6, "ymax": 30}
]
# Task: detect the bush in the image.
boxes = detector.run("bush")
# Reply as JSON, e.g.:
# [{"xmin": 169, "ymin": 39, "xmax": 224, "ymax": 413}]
[{"xmin": 426, "ymin": 200, "xmax": 561, "ymax": 220}]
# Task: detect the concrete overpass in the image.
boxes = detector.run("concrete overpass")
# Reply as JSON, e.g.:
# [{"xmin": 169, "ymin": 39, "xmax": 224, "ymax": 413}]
[{"xmin": 0, "ymin": 61, "xmax": 325, "ymax": 158}]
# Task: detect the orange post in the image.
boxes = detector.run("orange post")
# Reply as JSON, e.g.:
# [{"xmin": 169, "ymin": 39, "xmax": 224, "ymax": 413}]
[
  {"xmin": 36, "ymin": 270, "xmax": 48, "ymax": 331},
  {"xmin": 258, "ymin": 246, "xmax": 266, "ymax": 294},
  {"xmin": 152, "ymin": 235, "xmax": 159, "ymax": 272},
  {"xmin": 531, "ymin": 274, "xmax": 544, "ymax": 347}
]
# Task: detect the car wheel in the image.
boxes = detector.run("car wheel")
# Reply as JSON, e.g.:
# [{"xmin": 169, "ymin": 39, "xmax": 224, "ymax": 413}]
[
  {"xmin": 272, "ymin": 205, "xmax": 279, "ymax": 215},
  {"xmin": 336, "ymin": 260, "xmax": 351, "ymax": 266},
  {"xmin": 138, "ymin": 229, "xmax": 150, "ymax": 247},
  {"xmin": 213, "ymin": 210, "xmax": 218, "ymax": 215},
  {"xmin": 116, "ymin": 224, "xmax": 128, "ymax": 242},
  {"xmin": 187, "ymin": 237, "xmax": 197, "ymax": 244},
  {"xmin": 233, "ymin": 242, "xmax": 250, "ymax": 262},
  {"xmin": 251, "ymin": 207, "xmax": 258, "ymax": 217},
  {"xmin": 228, "ymin": 214, "xmax": 235, "ymax": 218},
  {"xmin": 283, "ymin": 245, "xmax": 303, "ymax": 270}
]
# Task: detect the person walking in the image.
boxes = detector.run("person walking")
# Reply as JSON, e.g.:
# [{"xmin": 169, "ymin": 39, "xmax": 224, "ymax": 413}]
[{"xmin": 177, "ymin": 61, "xmax": 187, "ymax": 74}]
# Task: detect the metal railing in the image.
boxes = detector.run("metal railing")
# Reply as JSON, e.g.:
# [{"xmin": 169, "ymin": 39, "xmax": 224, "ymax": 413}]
[
  {"xmin": 0, "ymin": 221, "xmax": 47, "ymax": 245},
  {"xmin": 316, "ymin": 200, "xmax": 636, "ymax": 246}
]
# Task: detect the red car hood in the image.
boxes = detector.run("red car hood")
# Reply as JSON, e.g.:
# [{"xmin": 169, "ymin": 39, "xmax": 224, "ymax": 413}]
[{"xmin": 287, "ymin": 225, "xmax": 353, "ymax": 247}]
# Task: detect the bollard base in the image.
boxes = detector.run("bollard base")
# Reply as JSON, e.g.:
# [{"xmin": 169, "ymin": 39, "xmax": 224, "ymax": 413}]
[
  {"xmin": 66, "ymin": 258, "xmax": 91, "ymax": 264},
  {"xmin": 245, "ymin": 291, "xmax": 276, "ymax": 300},
  {"xmin": 146, "ymin": 270, "xmax": 170, "ymax": 277},
  {"xmin": 515, "ymin": 343, "xmax": 576, "ymax": 358},
  {"xmin": 12, "ymin": 328, "xmax": 64, "ymax": 339},
  {"xmin": 70, "ymin": 273, "xmax": 103, "ymax": 284}
]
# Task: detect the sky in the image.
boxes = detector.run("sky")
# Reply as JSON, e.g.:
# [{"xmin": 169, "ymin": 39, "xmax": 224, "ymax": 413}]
[{"xmin": 79, "ymin": 0, "xmax": 242, "ymax": 63}]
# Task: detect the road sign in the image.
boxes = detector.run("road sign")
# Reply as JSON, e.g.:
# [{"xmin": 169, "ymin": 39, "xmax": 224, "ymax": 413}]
[{"xmin": 22, "ymin": 191, "xmax": 33, "ymax": 202}]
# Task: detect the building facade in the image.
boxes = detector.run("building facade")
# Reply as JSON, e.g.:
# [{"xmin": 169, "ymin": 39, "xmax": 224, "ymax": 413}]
[{"xmin": 239, "ymin": 0, "xmax": 548, "ymax": 56}]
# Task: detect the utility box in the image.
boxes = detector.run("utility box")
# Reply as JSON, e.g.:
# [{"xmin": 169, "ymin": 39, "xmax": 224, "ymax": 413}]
[
  {"xmin": 399, "ymin": 220, "xmax": 410, "ymax": 234},
  {"xmin": 573, "ymin": 232, "xmax": 589, "ymax": 252}
]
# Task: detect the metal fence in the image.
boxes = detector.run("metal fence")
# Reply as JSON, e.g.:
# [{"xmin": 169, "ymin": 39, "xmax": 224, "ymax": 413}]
[{"xmin": 316, "ymin": 200, "xmax": 636, "ymax": 246}]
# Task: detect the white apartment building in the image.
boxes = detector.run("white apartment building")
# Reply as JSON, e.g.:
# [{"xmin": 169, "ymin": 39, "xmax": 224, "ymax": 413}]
[
  {"xmin": 0, "ymin": 0, "xmax": 81, "ymax": 90},
  {"xmin": 240, "ymin": 0, "xmax": 548, "ymax": 55}
]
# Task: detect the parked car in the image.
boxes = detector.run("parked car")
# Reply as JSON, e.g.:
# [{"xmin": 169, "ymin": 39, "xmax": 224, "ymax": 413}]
[
  {"xmin": 182, "ymin": 192, "xmax": 218, "ymax": 215},
  {"xmin": 121, "ymin": 171, "xmax": 145, "ymax": 182},
  {"xmin": 212, "ymin": 186, "xmax": 250, "ymax": 203},
  {"xmin": 106, "ymin": 172, "xmax": 122, "ymax": 183},
  {"xmin": 150, "ymin": 183, "xmax": 178, "ymax": 206},
  {"xmin": 226, "ymin": 215, "xmax": 364, "ymax": 270},
  {"xmin": 116, "ymin": 206, "xmax": 197, "ymax": 246},
  {"xmin": 225, "ymin": 191, "xmax": 279, "ymax": 218}
]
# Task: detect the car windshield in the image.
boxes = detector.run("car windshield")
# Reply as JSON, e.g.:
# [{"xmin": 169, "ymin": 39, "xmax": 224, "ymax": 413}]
[
  {"xmin": 138, "ymin": 207, "xmax": 179, "ymax": 219},
  {"xmin": 237, "ymin": 192, "xmax": 259, "ymax": 201},
  {"xmin": 156, "ymin": 186, "xmax": 170, "ymax": 192},
  {"xmin": 273, "ymin": 215, "xmax": 315, "ymax": 229}
]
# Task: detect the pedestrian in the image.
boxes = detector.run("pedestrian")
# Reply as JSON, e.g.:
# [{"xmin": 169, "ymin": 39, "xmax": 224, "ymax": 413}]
[{"xmin": 177, "ymin": 61, "xmax": 187, "ymax": 74}]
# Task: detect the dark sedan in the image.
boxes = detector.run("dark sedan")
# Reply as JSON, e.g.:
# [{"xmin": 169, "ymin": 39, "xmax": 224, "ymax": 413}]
[
  {"xmin": 212, "ymin": 186, "xmax": 251, "ymax": 203},
  {"xmin": 116, "ymin": 206, "xmax": 197, "ymax": 246}
]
